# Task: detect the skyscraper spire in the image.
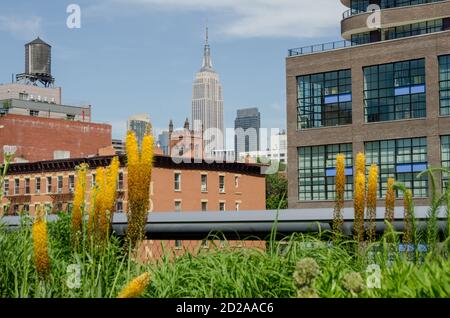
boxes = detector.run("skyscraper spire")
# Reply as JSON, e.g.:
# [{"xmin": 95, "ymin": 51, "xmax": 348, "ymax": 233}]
[{"xmin": 201, "ymin": 22, "xmax": 213, "ymax": 72}]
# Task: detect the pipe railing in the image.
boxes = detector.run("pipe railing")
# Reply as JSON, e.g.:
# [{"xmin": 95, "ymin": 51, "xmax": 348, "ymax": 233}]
[{"xmin": 1, "ymin": 206, "xmax": 448, "ymax": 240}]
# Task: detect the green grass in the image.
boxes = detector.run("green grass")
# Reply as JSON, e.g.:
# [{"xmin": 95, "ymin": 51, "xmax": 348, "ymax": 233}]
[{"xmin": 0, "ymin": 214, "xmax": 448, "ymax": 298}]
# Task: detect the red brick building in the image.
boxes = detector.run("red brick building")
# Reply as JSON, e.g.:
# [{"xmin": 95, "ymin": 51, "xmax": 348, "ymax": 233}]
[
  {"xmin": 0, "ymin": 154, "xmax": 266, "ymax": 258},
  {"xmin": 0, "ymin": 114, "xmax": 112, "ymax": 163}
]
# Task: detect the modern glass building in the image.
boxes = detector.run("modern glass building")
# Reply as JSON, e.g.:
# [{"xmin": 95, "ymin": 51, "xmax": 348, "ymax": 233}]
[
  {"xmin": 287, "ymin": 0, "xmax": 450, "ymax": 208},
  {"xmin": 234, "ymin": 107, "xmax": 261, "ymax": 160}
]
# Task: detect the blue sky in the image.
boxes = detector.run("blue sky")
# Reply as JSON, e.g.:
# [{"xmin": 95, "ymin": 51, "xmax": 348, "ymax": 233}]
[{"xmin": 0, "ymin": 0, "xmax": 345, "ymax": 144}]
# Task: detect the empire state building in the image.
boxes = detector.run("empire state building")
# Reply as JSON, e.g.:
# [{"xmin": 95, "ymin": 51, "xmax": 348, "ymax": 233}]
[{"xmin": 191, "ymin": 27, "xmax": 224, "ymax": 153}]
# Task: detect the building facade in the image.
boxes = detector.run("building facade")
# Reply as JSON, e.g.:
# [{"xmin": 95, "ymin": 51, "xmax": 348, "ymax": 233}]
[
  {"xmin": 0, "ymin": 114, "xmax": 112, "ymax": 163},
  {"xmin": 234, "ymin": 107, "xmax": 261, "ymax": 161},
  {"xmin": 191, "ymin": 28, "xmax": 224, "ymax": 153},
  {"xmin": 0, "ymin": 83, "xmax": 61, "ymax": 104},
  {"xmin": 287, "ymin": 0, "xmax": 450, "ymax": 209},
  {"xmin": 0, "ymin": 154, "xmax": 265, "ymax": 216},
  {"xmin": 127, "ymin": 114, "xmax": 151, "ymax": 149}
]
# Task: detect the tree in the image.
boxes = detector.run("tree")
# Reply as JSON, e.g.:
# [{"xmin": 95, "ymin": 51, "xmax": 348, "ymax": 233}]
[{"xmin": 266, "ymin": 171, "xmax": 288, "ymax": 210}]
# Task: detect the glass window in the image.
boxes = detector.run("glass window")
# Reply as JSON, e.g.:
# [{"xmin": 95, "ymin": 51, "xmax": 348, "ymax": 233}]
[
  {"xmin": 201, "ymin": 201, "xmax": 208, "ymax": 211},
  {"xmin": 116, "ymin": 201, "xmax": 124, "ymax": 213},
  {"xmin": 57, "ymin": 176, "xmax": 63, "ymax": 193},
  {"xmin": 201, "ymin": 174, "xmax": 207, "ymax": 192},
  {"xmin": 117, "ymin": 172, "xmax": 124, "ymax": 190},
  {"xmin": 69, "ymin": 175, "xmax": 75, "ymax": 192},
  {"xmin": 35, "ymin": 177, "xmax": 41, "ymax": 194},
  {"xmin": 439, "ymin": 55, "xmax": 450, "ymax": 116},
  {"xmin": 380, "ymin": 0, "xmax": 444, "ymax": 10},
  {"xmin": 441, "ymin": 136, "xmax": 450, "ymax": 188},
  {"xmin": 297, "ymin": 69, "xmax": 352, "ymax": 129},
  {"xmin": 365, "ymin": 137, "xmax": 428, "ymax": 197},
  {"xmin": 25, "ymin": 178, "xmax": 30, "ymax": 194},
  {"xmin": 47, "ymin": 177, "xmax": 52, "ymax": 193},
  {"xmin": 219, "ymin": 175, "xmax": 225, "ymax": 193},
  {"xmin": 384, "ymin": 19, "xmax": 443, "ymax": 41},
  {"xmin": 298, "ymin": 143, "xmax": 353, "ymax": 201},
  {"xmin": 364, "ymin": 59, "xmax": 426, "ymax": 122},
  {"xmin": 14, "ymin": 179, "xmax": 19, "ymax": 195},
  {"xmin": 174, "ymin": 173, "xmax": 181, "ymax": 191},
  {"xmin": 3, "ymin": 179, "xmax": 9, "ymax": 196},
  {"xmin": 219, "ymin": 202, "xmax": 226, "ymax": 211}
]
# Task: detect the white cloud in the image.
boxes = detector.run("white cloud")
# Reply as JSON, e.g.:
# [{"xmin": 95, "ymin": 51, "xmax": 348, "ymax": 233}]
[
  {"xmin": 0, "ymin": 15, "xmax": 42, "ymax": 40},
  {"xmin": 92, "ymin": 0, "xmax": 345, "ymax": 39}
]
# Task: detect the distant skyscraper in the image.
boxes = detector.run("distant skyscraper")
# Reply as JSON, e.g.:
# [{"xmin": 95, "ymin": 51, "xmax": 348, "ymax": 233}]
[
  {"xmin": 192, "ymin": 26, "xmax": 224, "ymax": 154},
  {"xmin": 127, "ymin": 114, "xmax": 151, "ymax": 148},
  {"xmin": 157, "ymin": 130, "xmax": 170, "ymax": 156},
  {"xmin": 234, "ymin": 107, "xmax": 260, "ymax": 160}
]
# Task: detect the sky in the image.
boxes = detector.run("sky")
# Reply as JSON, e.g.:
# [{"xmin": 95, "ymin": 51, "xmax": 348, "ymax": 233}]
[{"xmin": 0, "ymin": 0, "xmax": 346, "ymax": 145}]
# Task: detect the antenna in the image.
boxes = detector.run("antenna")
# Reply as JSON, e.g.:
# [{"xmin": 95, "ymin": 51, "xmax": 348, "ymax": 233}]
[{"xmin": 206, "ymin": 18, "xmax": 209, "ymax": 45}]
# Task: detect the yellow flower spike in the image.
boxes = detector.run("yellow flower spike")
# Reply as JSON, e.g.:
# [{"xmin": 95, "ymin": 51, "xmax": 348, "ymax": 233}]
[
  {"xmin": 385, "ymin": 178, "xmax": 395, "ymax": 225},
  {"xmin": 126, "ymin": 131, "xmax": 154, "ymax": 249},
  {"xmin": 33, "ymin": 208, "xmax": 50, "ymax": 277},
  {"xmin": 94, "ymin": 167, "xmax": 106, "ymax": 239},
  {"xmin": 126, "ymin": 131, "xmax": 140, "ymax": 166},
  {"xmin": 403, "ymin": 189, "xmax": 413, "ymax": 245},
  {"xmin": 353, "ymin": 172, "xmax": 366, "ymax": 242},
  {"xmin": 72, "ymin": 163, "xmax": 88, "ymax": 242},
  {"xmin": 102, "ymin": 157, "xmax": 120, "ymax": 239},
  {"xmin": 117, "ymin": 272, "xmax": 151, "ymax": 298},
  {"xmin": 366, "ymin": 164, "xmax": 378, "ymax": 242},
  {"xmin": 355, "ymin": 152, "xmax": 366, "ymax": 176},
  {"xmin": 333, "ymin": 154, "xmax": 346, "ymax": 235}
]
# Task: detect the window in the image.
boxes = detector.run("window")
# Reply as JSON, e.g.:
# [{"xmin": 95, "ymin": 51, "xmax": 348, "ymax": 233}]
[
  {"xmin": 364, "ymin": 59, "xmax": 426, "ymax": 122},
  {"xmin": 3, "ymin": 179, "xmax": 9, "ymax": 196},
  {"xmin": 441, "ymin": 136, "xmax": 450, "ymax": 188},
  {"xmin": 116, "ymin": 201, "xmax": 124, "ymax": 213},
  {"xmin": 19, "ymin": 93, "xmax": 28, "ymax": 100},
  {"xmin": 201, "ymin": 174, "xmax": 207, "ymax": 192},
  {"xmin": 57, "ymin": 176, "xmax": 63, "ymax": 193},
  {"xmin": 235, "ymin": 176, "xmax": 239, "ymax": 188},
  {"xmin": 13, "ymin": 204, "xmax": 19, "ymax": 216},
  {"xmin": 67, "ymin": 203, "xmax": 73, "ymax": 213},
  {"xmin": 25, "ymin": 178, "xmax": 30, "ymax": 194},
  {"xmin": 29, "ymin": 110, "xmax": 39, "ymax": 116},
  {"xmin": 384, "ymin": 19, "xmax": 443, "ymax": 41},
  {"xmin": 14, "ymin": 179, "xmax": 19, "ymax": 195},
  {"xmin": 47, "ymin": 177, "xmax": 53, "ymax": 193},
  {"xmin": 298, "ymin": 144, "xmax": 354, "ymax": 201},
  {"xmin": 439, "ymin": 54, "xmax": 450, "ymax": 116},
  {"xmin": 174, "ymin": 173, "xmax": 181, "ymax": 191},
  {"xmin": 91, "ymin": 174, "xmax": 96, "ymax": 188},
  {"xmin": 380, "ymin": 0, "xmax": 445, "ymax": 10},
  {"xmin": 117, "ymin": 172, "xmax": 124, "ymax": 190},
  {"xmin": 219, "ymin": 202, "xmax": 226, "ymax": 211},
  {"xmin": 219, "ymin": 175, "xmax": 225, "ymax": 193},
  {"xmin": 365, "ymin": 137, "xmax": 428, "ymax": 197},
  {"xmin": 23, "ymin": 204, "xmax": 29, "ymax": 214},
  {"xmin": 351, "ymin": 32, "xmax": 370, "ymax": 45},
  {"xmin": 201, "ymin": 201, "xmax": 208, "ymax": 211},
  {"xmin": 297, "ymin": 69, "xmax": 352, "ymax": 129},
  {"xmin": 66, "ymin": 114, "xmax": 75, "ymax": 121},
  {"xmin": 69, "ymin": 175, "xmax": 75, "ymax": 192},
  {"xmin": 35, "ymin": 177, "xmax": 41, "ymax": 194},
  {"xmin": 235, "ymin": 202, "xmax": 240, "ymax": 211}
]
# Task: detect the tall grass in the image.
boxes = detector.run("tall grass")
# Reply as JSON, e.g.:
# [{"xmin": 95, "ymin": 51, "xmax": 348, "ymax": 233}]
[{"xmin": 0, "ymin": 217, "xmax": 448, "ymax": 298}]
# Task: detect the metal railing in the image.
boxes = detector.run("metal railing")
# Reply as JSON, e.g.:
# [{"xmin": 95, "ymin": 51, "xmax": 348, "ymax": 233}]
[
  {"xmin": 2, "ymin": 206, "xmax": 448, "ymax": 239},
  {"xmin": 288, "ymin": 40, "xmax": 353, "ymax": 57}
]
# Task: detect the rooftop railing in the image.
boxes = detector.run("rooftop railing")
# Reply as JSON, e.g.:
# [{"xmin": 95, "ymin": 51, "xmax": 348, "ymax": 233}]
[{"xmin": 288, "ymin": 40, "xmax": 353, "ymax": 57}]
